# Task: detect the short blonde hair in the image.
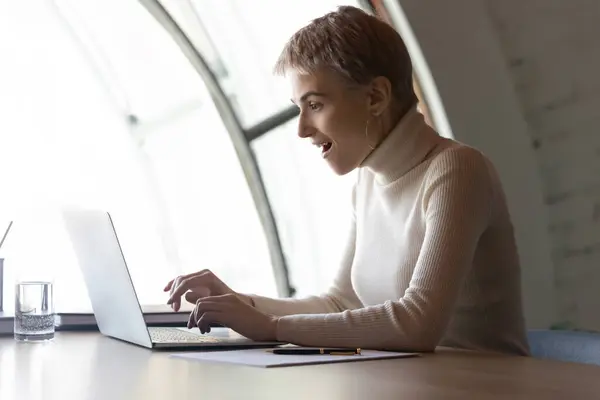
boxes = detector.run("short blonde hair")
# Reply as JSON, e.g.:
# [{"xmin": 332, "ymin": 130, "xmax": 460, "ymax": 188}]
[{"xmin": 274, "ymin": 5, "xmax": 417, "ymax": 107}]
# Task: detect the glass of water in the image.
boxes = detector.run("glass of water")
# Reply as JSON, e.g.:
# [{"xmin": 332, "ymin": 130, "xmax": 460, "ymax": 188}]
[{"xmin": 14, "ymin": 281, "xmax": 55, "ymax": 342}]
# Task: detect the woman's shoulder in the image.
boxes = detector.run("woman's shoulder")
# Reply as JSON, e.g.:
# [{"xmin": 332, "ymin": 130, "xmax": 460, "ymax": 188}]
[
  {"xmin": 426, "ymin": 140, "xmax": 493, "ymax": 179},
  {"xmin": 431, "ymin": 139, "xmax": 489, "ymax": 167},
  {"xmin": 422, "ymin": 140, "xmax": 500, "ymax": 198}
]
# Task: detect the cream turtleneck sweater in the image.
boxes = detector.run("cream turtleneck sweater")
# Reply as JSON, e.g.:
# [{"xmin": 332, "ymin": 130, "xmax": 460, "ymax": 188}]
[{"xmin": 250, "ymin": 107, "xmax": 530, "ymax": 355}]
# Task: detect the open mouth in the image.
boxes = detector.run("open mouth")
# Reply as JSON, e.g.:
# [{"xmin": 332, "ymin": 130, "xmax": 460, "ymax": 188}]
[{"xmin": 319, "ymin": 142, "xmax": 333, "ymax": 158}]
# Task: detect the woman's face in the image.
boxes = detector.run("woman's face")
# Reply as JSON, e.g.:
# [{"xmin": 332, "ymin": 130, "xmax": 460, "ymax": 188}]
[{"xmin": 289, "ymin": 68, "xmax": 376, "ymax": 175}]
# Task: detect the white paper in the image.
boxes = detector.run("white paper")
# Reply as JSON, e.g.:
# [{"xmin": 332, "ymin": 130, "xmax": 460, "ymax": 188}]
[{"xmin": 171, "ymin": 348, "xmax": 418, "ymax": 368}]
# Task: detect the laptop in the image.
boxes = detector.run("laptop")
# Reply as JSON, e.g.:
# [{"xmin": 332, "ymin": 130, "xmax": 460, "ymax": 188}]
[{"xmin": 61, "ymin": 206, "xmax": 282, "ymax": 350}]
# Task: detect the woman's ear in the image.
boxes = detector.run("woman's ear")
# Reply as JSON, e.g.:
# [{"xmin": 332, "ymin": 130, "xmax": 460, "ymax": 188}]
[{"xmin": 368, "ymin": 76, "xmax": 393, "ymax": 116}]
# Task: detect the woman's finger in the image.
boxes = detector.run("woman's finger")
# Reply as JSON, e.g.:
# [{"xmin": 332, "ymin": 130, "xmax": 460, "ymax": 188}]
[
  {"xmin": 168, "ymin": 275, "xmax": 185, "ymax": 311},
  {"xmin": 168, "ymin": 276, "xmax": 182, "ymax": 310},
  {"xmin": 197, "ymin": 311, "xmax": 221, "ymax": 334},
  {"xmin": 163, "ymin": 279, "xmax": 174, "ymax": 292},
  {"xmin": 166, "ymin": 269, "xmax": 209, "ymax": 294},
  {"xmin": 184, "ymin": 291, "xmax": 201, "ymax": 304},
  {"xmin": 187, "ymin": 312, "xmax": 195, "ymax": 329},
  {"xmin": 168, "ymin": 271, "xmax": 212, "ymax": 306},
  {"xmin": 189, "ymin": 300, "xmax": 222, "ymax": 328}
]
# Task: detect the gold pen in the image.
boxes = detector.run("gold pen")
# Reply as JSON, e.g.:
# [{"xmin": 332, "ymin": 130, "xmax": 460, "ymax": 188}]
[{"xmin": 329, "ymin": 351, "xmax": 360, "ymax": 356}]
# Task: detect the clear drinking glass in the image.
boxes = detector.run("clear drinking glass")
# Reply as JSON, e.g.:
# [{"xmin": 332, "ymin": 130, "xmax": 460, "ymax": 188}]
[{"xmin": 14, "ymin": 281, "xmax": 55, "ymax": 341}]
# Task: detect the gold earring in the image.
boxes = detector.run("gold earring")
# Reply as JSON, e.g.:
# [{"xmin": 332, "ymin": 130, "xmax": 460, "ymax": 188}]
[{"xmin": 365, "ymin": 118, "xmax": 376, "ymax": 150}]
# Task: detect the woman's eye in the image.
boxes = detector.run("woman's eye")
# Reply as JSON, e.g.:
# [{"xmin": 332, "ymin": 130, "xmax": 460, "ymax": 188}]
[{"xmin": 308, "ymin": 102, "xmax": 322, "ymax": 111}]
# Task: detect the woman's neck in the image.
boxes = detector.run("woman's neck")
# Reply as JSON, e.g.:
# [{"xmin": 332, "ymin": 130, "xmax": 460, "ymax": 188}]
[
  {"xmin": 377, "ymin": 100, "xmax": 417, "ymax": 145},
  {"xmin": 360, "ymin": 105, "xmax": 441, "ymax": 184}
]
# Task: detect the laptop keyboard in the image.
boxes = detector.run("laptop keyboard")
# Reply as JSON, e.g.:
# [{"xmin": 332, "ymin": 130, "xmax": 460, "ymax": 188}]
[{"xmin": 148, "ymin": 327, "xmax": 222, "ymax": 343}]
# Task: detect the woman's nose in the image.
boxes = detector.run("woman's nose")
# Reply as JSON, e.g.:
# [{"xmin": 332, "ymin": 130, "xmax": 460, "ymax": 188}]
[{"xmin": 297, "ymin": 119, "xmax": 312, "ymax": 138}]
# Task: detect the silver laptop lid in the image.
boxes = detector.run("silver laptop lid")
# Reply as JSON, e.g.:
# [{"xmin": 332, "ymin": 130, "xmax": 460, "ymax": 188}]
[{"xmin": 61, "ymin": 207, "xmax": 152, "ymax": 348}]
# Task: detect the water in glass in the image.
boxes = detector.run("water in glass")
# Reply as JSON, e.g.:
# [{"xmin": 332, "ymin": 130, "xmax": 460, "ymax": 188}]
[{"xmin": 14, "ymin": 281, "xmax": 55, "ymax": 341}]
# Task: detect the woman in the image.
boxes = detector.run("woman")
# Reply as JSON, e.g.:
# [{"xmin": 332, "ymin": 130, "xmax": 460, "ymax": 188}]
[{"xmin": 165, "ymin": 6, "xmax": 529, "ymax": 355}]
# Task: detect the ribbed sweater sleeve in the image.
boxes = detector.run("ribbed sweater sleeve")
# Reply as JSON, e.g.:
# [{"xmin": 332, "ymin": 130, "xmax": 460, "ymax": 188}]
[{"xmin": 273, "ymin": 148, "xmax": 493, "ymax": 352}]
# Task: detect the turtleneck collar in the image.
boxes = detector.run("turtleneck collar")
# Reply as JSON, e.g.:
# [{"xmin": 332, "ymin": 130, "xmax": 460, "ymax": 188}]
[{"xmin": 360, "ymin": 106, "xmax": 441, "ymax": 185}]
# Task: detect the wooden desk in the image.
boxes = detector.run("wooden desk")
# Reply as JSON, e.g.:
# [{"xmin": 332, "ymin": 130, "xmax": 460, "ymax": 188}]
[{"xmin": 1, "ymin": 332, "xmax": 599, "ymax": 399}]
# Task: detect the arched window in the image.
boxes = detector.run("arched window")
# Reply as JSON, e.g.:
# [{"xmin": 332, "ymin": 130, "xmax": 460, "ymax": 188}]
[{"xmin": 0, "ymin": 0, "xmax": 364, "ymax": 314}]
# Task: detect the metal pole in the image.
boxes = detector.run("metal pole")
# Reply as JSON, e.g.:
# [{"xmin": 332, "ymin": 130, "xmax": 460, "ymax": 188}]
[{"xmin": 245, "ymin": 106, "xmax": 299, "ymax": 142}]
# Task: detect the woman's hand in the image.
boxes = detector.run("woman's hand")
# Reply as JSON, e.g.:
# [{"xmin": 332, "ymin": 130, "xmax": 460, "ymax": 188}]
[
  {"xmin": 164, "ymin": 269, "xmax": 253, "ymax": 312},
  {"xmin": 188, "ymin": 294, "xmax": 279, "ymax": 342}
]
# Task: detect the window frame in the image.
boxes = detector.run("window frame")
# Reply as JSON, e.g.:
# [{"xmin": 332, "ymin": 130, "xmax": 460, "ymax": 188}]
[{"xmin": 139, "ymin": 0, "xmax": 295, "ymax": 298}]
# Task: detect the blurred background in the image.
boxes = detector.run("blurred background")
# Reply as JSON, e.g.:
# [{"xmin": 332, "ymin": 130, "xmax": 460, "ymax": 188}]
[{"xmin": 0, "ymin": 0, "xmax": 598, "ymax": 334}]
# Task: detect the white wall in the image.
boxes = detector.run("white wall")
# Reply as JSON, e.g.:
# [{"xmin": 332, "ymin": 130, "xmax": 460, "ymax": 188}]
[
  {"xmin": 486, "ymin": 0, "xmax": 600, "ymax": 331},
  {"xmin": 385, "ymin": 0, "xmax": 557, "ymax": 328}
]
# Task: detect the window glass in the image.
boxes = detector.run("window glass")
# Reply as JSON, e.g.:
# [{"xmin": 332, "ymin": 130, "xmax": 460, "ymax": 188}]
[
  {"xmin": 163, "ymin": 0, "xmax": 362, "ymax": 128},
  {"xmin": 139, "ymin": 99, "xmax": 278, "ymax": 297},
  {"xmin": 252, "ymin": 119, "xmax": 356, "ymax": 296},
  {"xmin": 159, "ymin": 0, "xmax": 363, "ymax": 295},
  {"xmin": 0, "ymin": 0, "xmax": 276, "ymax": 312}
]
